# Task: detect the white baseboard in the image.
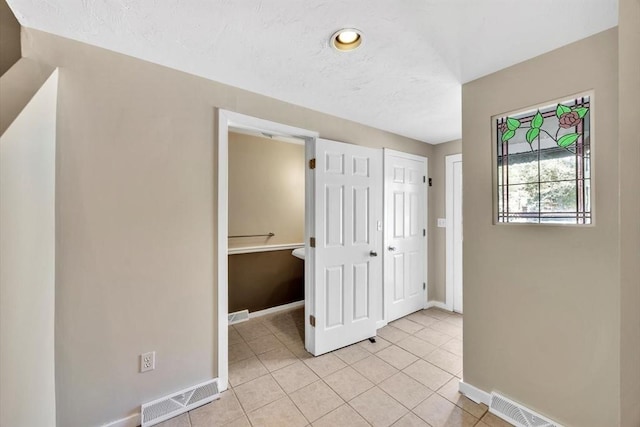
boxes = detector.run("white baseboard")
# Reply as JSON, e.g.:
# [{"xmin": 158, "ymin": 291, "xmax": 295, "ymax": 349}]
[
  {"xmin": 249, "ymin": 300, "xmax": 304, "ymax": 319},
  {"xmin": 102, "ymin": 412, "xmax": 140, "ymax": 427},
  {"xmin": 425, "ymin": 301, "xmax": 451, "ymax": 311},
  {"xmin": 376, "ymin": 320, "xmax": 388, "ymax": 329},
  {"xmin": 458, "ymin": 380, "xmax": 491, "ymax": 405}
]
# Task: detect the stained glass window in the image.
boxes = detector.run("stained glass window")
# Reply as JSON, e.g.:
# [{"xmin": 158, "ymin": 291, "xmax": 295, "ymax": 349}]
[{"xmin": 496, "ymin": 96, "xmax": 591, "ymax": 224}]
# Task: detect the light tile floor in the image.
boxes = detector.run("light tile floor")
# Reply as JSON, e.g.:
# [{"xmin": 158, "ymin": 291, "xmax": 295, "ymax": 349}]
[{"xmin": 156, "ymin": 307, "xmax": 513, "ymax": 427}]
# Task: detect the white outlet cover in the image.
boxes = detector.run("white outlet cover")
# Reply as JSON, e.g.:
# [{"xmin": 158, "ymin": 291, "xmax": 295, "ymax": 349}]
[
  {"xmin": 437, "ymin": 218, "xmax": 447, "ymax": 228},
  {"xmin": 141, "ymin": 351, "xmax": 155, "ymax": 373}
]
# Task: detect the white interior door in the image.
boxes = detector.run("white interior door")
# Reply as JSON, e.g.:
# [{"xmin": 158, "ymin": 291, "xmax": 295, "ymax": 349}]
[
  {"xmin": 446, "ymin": 154, "xmax": 463, "ymax": 313},
  {"xmin": 384, "ymin": 150, "xmax": 427, "ymax": 323},
  {"xmin": 308, "ymin": 138, "xmax": 382, "ymax": 356}
]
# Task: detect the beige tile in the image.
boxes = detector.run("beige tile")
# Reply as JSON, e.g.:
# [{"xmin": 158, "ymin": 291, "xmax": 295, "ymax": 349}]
[
  {"xmin": 312, "ymin": 404, "xmax": 370, "ymax": 427},
  {"xmin": 480, "ymin": 412, "xmax": 514, "ymax": 427},
  {"xmin": 424, "ymin": 348, "xmax": 462, "ymax": 375},
  {"xmin": 377, "ymin": 325, "xmax": 410, "ymax": 343},
  {"xmin": 407, "ymin": 312, "xmax": 438, "ymax": 327},
  {"xmin": 289, "ymin": 380, "xmax": 344, "ymax": 422},
  {"xmin": 247, "ymin": 396, "xmax": 308, "ymax": 427},
  {"xmin": 359, "ymin": 336, "xmax": 392, "ymax": 353},
  {"xmin": 413, "ymin": 328, "xmax": 452, "ymax": 347},
  {"xmin": 229, "ymin": 341, "xmax": 255, "ymax": 363},
  {"xmin": 379, "ymin": 372, "xmax": 433, "ymax": 409},
  {"xmin": 324, "ymin": 366, "xmax": 374, "ymax": 401},
  {"xmin": 403, "ymin": 359, "xmax": 453, "ymax": 391},
  {"xmin": 229, "ymin": 356, "xmax": 269, "ymax": 387},
  {"xmin": 422, "ymin": 309, "xmax": 450, "ymax": 320},
  {"xmin": 235, "ymin": 322, "xmax": 272, "ymax": 341},
  {"xmin": 440, "ymin": 338, "xmax": 463, "ymax": 357},
  {"xmin": 396, "ymin": 336, "xmax": 437, "ymax": 358},
  {"xmin": 429, "ymin": 321, "xmax": 462, "ymax": 338},
  {"xmin": 271, "ymin": 360, "xmax": 319, "ymax": 393},
  {"xmin": 475, "ymin": 422, "xmax": 491, "ymax": 427},
  {"xmin": 224, "ymin": 416, "xmax": 251, "ymax": 427},
  {"xmin": 376, "ymin": 345, "xmax": 419, "ymax": 370},
  {"xmin": 304, "ymin": 353, "xmax": 347, "ymax": 378},
  {"xmin": 390, "ymin": 318, "xmax": 424, "ymax": 334},
  {"xmin": 246, "ymin": 334, "xmax": 285, "ymax": 355},
  {"xmin": 234, "ymin": 374, "xmax": 286, "ymax": 412},
  {"xmin": 353, "ymin": 355, "xmax": 398, "ymax": 384},
  {"xmin": 392, "ymin": 412, "xmax": 429, "ymax": 427},
  {"xmin": 229, "ymin": 327, "xmax": 244, "ymax": 345},
  {"xmin": 442, "ymin": 315, "xmax": 463, "ymax": 327},
  {"xmin": 333, "ymin": 344, "xmax": 371, "ymax": 365},
  {"xmin": 436, "ymin": 378, "xmax": 487, "ymax": 419},
  {"xmin": 155, "ymin": 413, "xmax": 190, "ymax": 427},
  {"xmin": 190, "ymin": 390, "xmax": 245, "ymax": 427},
  {"xmin": 350, "ymin": 387, "xmax": 408, "ymax": 427},
  {"xmin": 413, "ymin": 394, "xmax": 477, "ymax": 427},
  {"xmin": 274, "ymin": 326, "xmax": 304, "ymax": 347},
  {"xmin": 286, "ymin": 341, "xmax": 314, "ymax": 360},
  {"xmin": 258, "ymin": 346, "xmax": 298, "ymax": 372}
]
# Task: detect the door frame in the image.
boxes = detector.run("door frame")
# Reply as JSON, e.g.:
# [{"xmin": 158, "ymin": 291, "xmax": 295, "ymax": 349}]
[
  {"xmin": 445, "ymin": 153, "xmax": 462, "ymax": 312},
  {"xmin": 382, "ymin": 149, "xmax": 429, "ymax": 327},
  {"xmin": 216, "ymin": 109, "xmax": 318, "ymax": 391}
]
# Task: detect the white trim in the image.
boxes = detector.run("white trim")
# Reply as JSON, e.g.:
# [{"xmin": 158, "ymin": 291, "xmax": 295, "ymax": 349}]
[
  {"xmin": 228, "ymin": 243, "xmax": 304, "ymax": 255},
  {"xmin": 458, "ymin": 381, "xmax": 491, "ymax": 405},
  {"xmin": 425, "ymin": 300, "xmax": 450, "ymax": 311},
  {"xmin": 249, "ymin": 300, "xmax": 305, "ymax": 319},
  {"xmin": 445, "ymin": 153, "xmax": 462, "ymax": 312},
  {"xmin": 102, "ymin": 413, "xmax": 140, "ymax": 427},
  {"xmin": 217, "ymin": 109, "xmax": 318, "ymax": 392},
  {"xmin": 376, "ymin": 320, "xmax": 388, "ymax": 330}
]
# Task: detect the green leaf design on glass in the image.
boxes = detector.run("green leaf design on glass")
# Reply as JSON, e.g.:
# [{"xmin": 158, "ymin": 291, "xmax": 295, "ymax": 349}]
[
  {"xmin": 574, "ymin": 107, "xmax": 589, "ymax": 118},
  {"xmin": 531, "ymin": 111, "xmax": 544, "ymax": 129},
  {"xmin": 557, "ymin": 133, "xmax": 580, "ymax": 147},
  {"xmin": 526, "ymin": 127, "xmax": 540, "ymax": 143},
  {"xmin": 556, "ymin": 104, "xmax": 571, "ymax": 117},
  {"xmin": 506, "ymin": 117, "xmax": 521, "ymax": 131},
  {"xmin": 502, "ymin": 129, "xmax": 516, "ymax": 142}
]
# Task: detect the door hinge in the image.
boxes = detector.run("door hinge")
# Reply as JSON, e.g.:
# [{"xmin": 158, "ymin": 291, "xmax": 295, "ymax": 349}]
[
  {"xmin": 423, "ymin": 282, "xmax": 426, "ymax": 290},
  {"xmin": 428, "ymin": 178, "xmax": 433, "ymax": 187},
  {"xmin": 309, "ymin": 158, "xmax": 316, "ymax": 169},
  {"xmin": 310, "ymin": 237, "xmax": 316, "ymax": 248},
  {"xmin": 310, "ymin": 315, "xmax": 316, "ymax": 327},
  {"xmin": 423, "ymin": 229, "xmax": 426, "ymax": 237}
]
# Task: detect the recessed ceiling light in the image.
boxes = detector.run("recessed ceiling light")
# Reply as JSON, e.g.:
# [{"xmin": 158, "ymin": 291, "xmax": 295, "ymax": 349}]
[{"xmin": 331, "ymin": 28, "xmax": 363, "ymax": 52}]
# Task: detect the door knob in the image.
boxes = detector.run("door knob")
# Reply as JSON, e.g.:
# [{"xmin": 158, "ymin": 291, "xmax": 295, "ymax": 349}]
[
  {"xmin": 388, "ymin": 246, "xmax": 396, "ymax": 251},
  {"xmin": 369, "ymin": 250, "xmax": 378, "ymax": 257}
]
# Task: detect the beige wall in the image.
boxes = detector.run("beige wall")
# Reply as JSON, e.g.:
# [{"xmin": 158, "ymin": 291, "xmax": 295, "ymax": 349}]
[
  {"xmin": 429, "ymin": 139, "xmax": 462, "ymax": 302},
  {"xmin": 20, "ymin": 29, "xmax": 434, "ymax": 426},
  {"xmin": 0, "ymin": 69, "xmax": 57, "ymax": 427},
  {"xmin": 462, "ymin": 28, "xmax": 619, "ymax": 426},
  {"xmin": 228, "ymin": 132, "xmax": 305, "ymax": 248},
  {"xmin": 0, "ymin": 0, "xmax": 20, "ymax": 76},
  {"xmin": 618, "ymin": 0, "xmax": 640, "ymax": 425}
]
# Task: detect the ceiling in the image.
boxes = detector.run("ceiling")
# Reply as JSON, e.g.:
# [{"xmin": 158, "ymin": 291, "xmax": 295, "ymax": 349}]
[{"xmin": 8, "ymin": 0, "xmax": 617, "ymax": 144}]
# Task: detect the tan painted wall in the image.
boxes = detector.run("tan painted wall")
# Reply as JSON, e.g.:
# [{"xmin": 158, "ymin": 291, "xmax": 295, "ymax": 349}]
[
  {"xmin": 0, "ymin": 69, "xmax": 57, "ymax": 427},
  {"xmin": 20, "ymin": 29, "xmax": 434, "ymax": 426},
  {"xmin": 618, "ymin": 0, "xmax": 640, "ymax": 425},
  {"xmin": 0, "ymin": 0, "xmax": 20, "ymax": 76},
  {"xmin": 228, "ymin": 132, "xmax": 305, "ymax": 248},
  {"xmin": 429, "ymin": 139, "xmax": 462, "ymax": 302},
  {"xmin": 462, "ymin": 28, "xmax": 619, "ymax": 426}
]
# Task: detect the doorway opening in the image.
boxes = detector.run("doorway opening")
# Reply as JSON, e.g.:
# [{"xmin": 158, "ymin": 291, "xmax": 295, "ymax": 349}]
[{"xmin": 445, "ymin": 154, "xmax": 463, "ymax": 313}]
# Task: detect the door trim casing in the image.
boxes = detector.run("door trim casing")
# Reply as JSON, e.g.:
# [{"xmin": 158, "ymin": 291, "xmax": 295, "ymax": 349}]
[
  {"xmin": 445, "ymin": 153, "xmax": 463, "ymax": 312},
  {"xmin": 216, "ymin": 109, "xmax": 318, "ymax": 391}
]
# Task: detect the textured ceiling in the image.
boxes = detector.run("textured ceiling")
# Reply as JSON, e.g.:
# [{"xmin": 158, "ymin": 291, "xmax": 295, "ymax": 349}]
[{"xmin": 8, "ymin": 0, "xmax": 618, "ymax": 143}]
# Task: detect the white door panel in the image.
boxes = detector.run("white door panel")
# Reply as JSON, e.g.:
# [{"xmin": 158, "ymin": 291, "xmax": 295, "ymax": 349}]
[
  {"xmin": 309, "ymin": 138, "xmax": 382, "ymax": 356},
  {"xmin": 384, "ymin": 150, "xmax": 427, "ymax": 323}
]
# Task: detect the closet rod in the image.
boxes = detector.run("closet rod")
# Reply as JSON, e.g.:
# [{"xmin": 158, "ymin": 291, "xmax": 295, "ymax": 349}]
[{"xmin": 228, "ymin": 232, "xmax": 275, "ymax": 238}]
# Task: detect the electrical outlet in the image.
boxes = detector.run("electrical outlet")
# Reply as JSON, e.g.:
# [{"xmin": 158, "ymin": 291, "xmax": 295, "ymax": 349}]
[
  {"xmin": 140, "ymin": 351, "xmax": 155, "ymax": 373},
  {"xmin": 437, "ymin": 218, "xmax": 447, "ymax": 228}
]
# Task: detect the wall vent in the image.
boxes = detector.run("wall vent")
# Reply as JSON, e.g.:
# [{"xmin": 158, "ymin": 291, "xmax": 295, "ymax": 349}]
[
  {"xmin": 141, "ymin": 379, "xmax": 219, "ymax": 427},
  {"xmin": 490, "ymin": 392, "xmax": 563, "ymax": 427},
  {"xmin": 228, "ymin": 309, "xmax": 249, "ymax": 325}
]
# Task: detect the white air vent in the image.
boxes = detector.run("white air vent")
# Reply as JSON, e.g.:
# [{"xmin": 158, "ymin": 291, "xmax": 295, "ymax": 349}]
[
  {"xmin": 229, "ymin": 309, "xmax": 249, "ymax": 325},
  {"xmin": 490, "ymin": 392, "xmax": 563, "ymax": 427},
  {"xmin": 141, "ymin": 379, "xmax": 219, "ymax": 427}
]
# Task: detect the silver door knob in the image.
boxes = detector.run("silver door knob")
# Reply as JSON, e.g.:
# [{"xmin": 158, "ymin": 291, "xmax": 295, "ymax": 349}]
[
  {"xmin": 388, "ymin": 246, "xmax": 396, "ymax": 251},
  {"xmin": 369, "ymin": 250, "xmax": 378, "ymax": 257}
]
